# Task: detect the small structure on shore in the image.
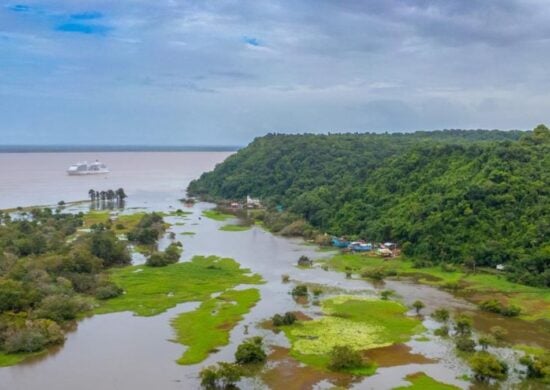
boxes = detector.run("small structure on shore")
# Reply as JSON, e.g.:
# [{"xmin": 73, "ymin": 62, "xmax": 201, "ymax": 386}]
[{"xmin": 246, "ymin": 195, "xmax": 261, "ymax": 208}]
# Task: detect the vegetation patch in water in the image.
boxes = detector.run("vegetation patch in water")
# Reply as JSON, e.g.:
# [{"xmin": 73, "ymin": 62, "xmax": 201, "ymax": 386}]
[
  {"xmin": 202, "ymin": 210, "xmax": 234, "ymax": 221},
  {"xmin": 324, "ymin": 254, "xmax": 550, "ymax": 321},
  {"xmin": 95, "ymin": 256, "xmax": 263, "ymax": 316},
  {"xmin": 281, "ymin": 296, "xmax": 423, "ymax": 374},
  {"xmin": 173, "ymin": 288, "xmax": 261, "ymax": 365},
  {"xmin": 393, "ymin": 372, "xmax": 460, "ymax": 389},
  {"xmin": 219, "ymin": 224, "xmax": 251, "ymax": 232}
]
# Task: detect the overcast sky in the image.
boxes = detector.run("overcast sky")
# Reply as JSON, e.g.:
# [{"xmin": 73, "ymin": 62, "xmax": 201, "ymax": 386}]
[{"xmin": 1, "ymin": 1, "xmax": 549, "ymax": 145}]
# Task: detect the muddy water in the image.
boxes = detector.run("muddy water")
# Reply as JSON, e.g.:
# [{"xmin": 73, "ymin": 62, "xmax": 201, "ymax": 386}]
[{"xmin": 0, "ymin": 152, "xmax": 544, "ymax": 389}]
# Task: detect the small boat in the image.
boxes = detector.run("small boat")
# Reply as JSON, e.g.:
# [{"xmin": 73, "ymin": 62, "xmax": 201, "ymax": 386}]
[
  {"xmin": 332, "ymin": 237, "xmax": 350, "ymax": 248},
  {"xmin": 67, "ymin": 160, "xmax": 109, "ymax": 176},
  {"xmin": 348, "ymin": 241, "xmax": 373, "ymax": 252}
]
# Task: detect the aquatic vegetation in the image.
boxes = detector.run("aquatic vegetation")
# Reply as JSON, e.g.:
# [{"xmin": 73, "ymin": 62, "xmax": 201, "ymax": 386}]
[
  {"xmin": 282, "ymin": 296, "xmax": 423, "ymax": 373},
  {"xmin": 393, "ymin": 372, "xmax": 460, "ymax": 389},
  {"xmin": 96, "ymin": 256, "xmax": 263, "ymax": 316},
  {"xmin": 173, "ymin": 289, "xmax": 261, "ymax": 365},
  {"xmin": 202, "ymin": 210, "xmax": 234, "ymax": 221},
  {"xmin": 219, "ymin": 224, "xmax": 251, "ymax": 232}
]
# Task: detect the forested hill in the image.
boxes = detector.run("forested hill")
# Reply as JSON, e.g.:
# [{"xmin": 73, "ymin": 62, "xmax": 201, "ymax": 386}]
[{"xmin": 188, "ymin": 127, "xmax": 550, "ymax": 287}]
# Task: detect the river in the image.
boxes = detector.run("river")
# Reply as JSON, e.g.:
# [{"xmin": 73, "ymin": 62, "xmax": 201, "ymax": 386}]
[{"xmin": 0, "ymin": 152, "xmax": 535, "ymax": 389}]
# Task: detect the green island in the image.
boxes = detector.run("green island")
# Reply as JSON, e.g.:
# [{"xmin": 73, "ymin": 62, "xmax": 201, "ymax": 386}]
[
  {"xmin": 202, "ymin": 209, "xmax": 235, "ymax": 221},
  {"xmin": 281, "ymin": 296, "xmax": 423, "ymax": 375},
  {"xmin": 173, "ymin": 288, "xmax": 260, "ymax": 364},
  {"xmin": 219, "ymin": 224, "xmax": 252, "ymax": 232},
  {"xmin": 393, "ymin": 372, "xmax": 460, "ymax": 390},
  {"xmin": 96, "ymin": 256, "xmax": 263, "ymax": 317}
]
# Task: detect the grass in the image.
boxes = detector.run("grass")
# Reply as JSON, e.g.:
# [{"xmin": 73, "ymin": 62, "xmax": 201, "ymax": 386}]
[
  {"xmin": 95, "ymin": 256, "xmax": 263, "ymax": 316},
  {"xmin": 0, "ymin": 351, "xmax": 42, "ymax": 367},
  {"xmin": 172, "ymin": 288, "xmax": 261, "ymax": 365},
  {"xmin": 83, "ymin": 210, "xmax": 110, "ymax": 227},
  {"xmin": 219, "ymin": 224, "xmax": 251, "ymax": 232},
  {"xmin": 393, "ymin": 372, "xmax": 460, "ymax": 390},
  {"xmin": 202, "ymin": 209, "xmax": 234, "ymax": 221},
  {"xmin": 281, "ymin": 296, "xmax": 423, "ymax": 374},
  {"xmin": 180, "ymin": 232, "xmax": 196, "ymax": 236},
  {"xmin": 83, "ymin": 211, "xmax": 148, "ymax": 234},
  {"xmin": 324, "ymin": 254, "xmax": 550, "ymax": 321}
]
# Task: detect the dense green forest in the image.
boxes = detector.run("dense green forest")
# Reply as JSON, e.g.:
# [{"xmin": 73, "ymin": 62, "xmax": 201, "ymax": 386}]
[{"xmin": 189, "ymin": 126, "xmax": 550, "ymax": 287}]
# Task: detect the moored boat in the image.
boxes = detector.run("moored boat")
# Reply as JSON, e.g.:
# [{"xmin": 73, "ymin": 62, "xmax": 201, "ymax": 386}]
[{"xmin": 67, "ymin": 160, "xmax": 109, "ymax": 176}]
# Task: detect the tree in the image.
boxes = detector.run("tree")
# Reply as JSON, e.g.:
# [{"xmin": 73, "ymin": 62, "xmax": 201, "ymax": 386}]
[
  {"xmin": 455, "ymin": 337, "xmax": 476, "ymax": 352},
  {"xmin": 469, "ymin": 352, "xmax": 508, "ymax": 382},
  {"xmin": 235, "ymin": 337, "xmax": 266, "ymax": 364},
  {"xmin": 432, "ymin": 308, "xmax": 450, "ymax": 322},
  {"xmin": 455, "ymin": 314, "xmax": 472, "ymax": 336},
  {"xmin": 328, "ymin": 345, "xmax": 364, "ymax": 371},
  {"xmin": 412, "ymin": 300, "xmax": 425, "ymax": 315},
  {"xmin": 199, "ymin": 362, "xmax": 242, "ymax": 389},
  {"xmin": 88, "ymin": 189, "xmax": 96, "ymax": 202}
]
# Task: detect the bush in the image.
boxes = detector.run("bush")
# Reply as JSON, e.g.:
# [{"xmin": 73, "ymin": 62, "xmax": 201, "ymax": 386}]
[
  {"xmin": 380, "ymin": 290, "xmax": 394, "ymax": 300},
  {"xmin": 3, "ymin": 319, "xmax": 64, "ymax": 353},
  {"xmin": 454, "ymin": 314, "xmax": 473, "ymax": 336},
  {"xmin": 489, "ymin": 326, "xmax": 508, "ymax": 342},
  {"xmin": 297, "ymin": 255, "xmax": 312, "ymax": 267},
  {"xmin": 361, "ymin": 268, "xmax": 386, "ymax": 281},
  {"xmin": 95, "ymin": 282, "xmax": 123, "ymax": 300},
  {"xmin": 281, "ymin": 274, "xmax": 290, "ymax": 283},
  {"xmin": 291, "ymin": 285, "xmax": 308, "ymax": 297},
  {"xmin": 200, "ymin": 362, "xmax": 242, "ymax": 389},
  {"xmin": 455, "ymin": 337, "xmax": 476, "ymax": 352},
  {"xmin": 35, "ymin": 294, "xmax": 90, "ymax": 322},
  {"xmin": 272, "ymin": 312, "xmax": 297, "ymax": 327},
  {"xmin": 412, "ymin": 300, "xmax": 425, "ymax": 314},
  {"xmin": 520, "ymin": 353, "xmax": 550, "ymax": 381},
  {"xmin": 234, "ymin": 337, "xmax": 266, "ymax": 364},
  {"xmin": 469, "ymin": 352, "xmax": 508, "ymax": 381},
  {"xmin": 432, "ymin": 308, "xmax": 450, "ymax": 322},
  {"xmin": 478, "ymin": 300, "xmax": 521, "ymax": 317},
  {"xmin": 434, "ymin": 325, "xmax": 449, "ymax": 337},
  {"xmin": 328, "ymin": 345, "xmax": 364, "ymax": 371},
  {"xmin": 146, "ymin": 252, "xmax": 176, "ymax": 267}
]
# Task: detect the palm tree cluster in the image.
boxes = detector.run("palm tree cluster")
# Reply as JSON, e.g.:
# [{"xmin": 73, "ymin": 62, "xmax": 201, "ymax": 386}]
[{"xmin": 88, "ymin": 188, "xmax": 127, "ymax": 205}]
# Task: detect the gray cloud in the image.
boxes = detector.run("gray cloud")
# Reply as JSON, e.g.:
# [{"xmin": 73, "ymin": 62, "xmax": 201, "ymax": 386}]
[{"xmin": 0, "ymin": 0, "xmax": 548, "ymax": 145}]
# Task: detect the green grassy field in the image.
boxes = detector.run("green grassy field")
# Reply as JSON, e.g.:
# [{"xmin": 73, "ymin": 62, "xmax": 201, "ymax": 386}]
[
  {"xmin": 324, "ymin": 254, "xmax": 550, "ymax": 321},
  {"xmin": 281, "ymin": 296, "xmax": 423, "ymax": 374},
  {"xmin": 219, "ymin": 224, "xmax": 252, "ymax": 232},
  {"xmin": 95, "ymin": 256, "xmax": 263, "ymax": 316},
  {"xmin": 172, "ymin": 288, "xmax": 260, "ymax": 365},
  {"xmin": 393, "ymin": 372, "xmax": 460, "ymax": 390},
  {"xmin": 202, "ymin": 209, "xmax": 235, "ymax": 221}
]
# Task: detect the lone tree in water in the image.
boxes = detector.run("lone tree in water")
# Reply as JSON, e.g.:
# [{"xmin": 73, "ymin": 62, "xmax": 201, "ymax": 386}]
[{"xmin": 412, "ymin": 300, "xmax": 425, "ymax": 315}]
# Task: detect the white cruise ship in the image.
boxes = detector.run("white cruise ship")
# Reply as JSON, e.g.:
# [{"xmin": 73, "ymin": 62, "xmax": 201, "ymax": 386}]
[{"xmin": 67, "ymin": 160, "xmax": 109, "ymax": 176}]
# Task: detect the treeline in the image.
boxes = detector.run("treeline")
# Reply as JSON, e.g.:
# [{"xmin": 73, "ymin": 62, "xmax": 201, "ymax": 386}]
[
  {"xmin": 189, "ymin": 127, "xmax": 550, "ymax": 287},
  {"xmin": 0, "ymin": 208, "xmax": 163, "ymax": 357}
]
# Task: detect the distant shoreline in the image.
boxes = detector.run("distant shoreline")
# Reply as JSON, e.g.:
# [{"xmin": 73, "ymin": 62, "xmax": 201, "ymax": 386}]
[{"xmin": 0, "ymin": 145, "xmax": 241, "ymax": 153}]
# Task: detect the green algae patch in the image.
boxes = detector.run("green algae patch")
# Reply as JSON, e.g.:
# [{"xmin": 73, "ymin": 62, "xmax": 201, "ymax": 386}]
[
  {"xmin": 393, "ymin": 372, "xmax": 460, "ymax": 389},
  {"xmin": 173, "ymin": 288, "xmax": 261, "ymax": 365},
  {"xmin": 282, "ymin": 296, "xmax": 423, "ymax": 374},
  {"xmin": 95, "ymin": 256, "xmax": 263, "ymax": 317},
  {"xmin": 219, "ymin": 224, "xmax": 251, "ymax": 232},
  {"xmin": 202, "ymin": 210, "xmax": 234, "ymax": 221}
]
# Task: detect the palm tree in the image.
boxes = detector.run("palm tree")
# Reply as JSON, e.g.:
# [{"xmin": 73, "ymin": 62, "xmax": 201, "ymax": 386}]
[
  {"xmin": 106, "ymin": 189, "xmax": 115, "ymax": 201},
  {"xmin": 88, "ymin": 189, "xmax": 96, "ymax": 202}
]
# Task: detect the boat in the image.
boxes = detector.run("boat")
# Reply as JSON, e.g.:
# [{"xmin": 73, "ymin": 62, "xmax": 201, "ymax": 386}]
[
  {"xmin": 332, "ymin": 237, "xmax": 351, "ymax": 248},
  {"xmin": 348, "ymin": 241, "xmax": 373, "ymax": 252},
  {"xmin": 67, "ymin": 160, "xmax": 109, "ymax": 176}
]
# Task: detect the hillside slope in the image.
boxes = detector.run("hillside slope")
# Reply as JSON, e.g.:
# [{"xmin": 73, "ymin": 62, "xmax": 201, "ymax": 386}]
[{"xmin": 189, "ymin": 128, "xmax": 549, "ymax": 287}]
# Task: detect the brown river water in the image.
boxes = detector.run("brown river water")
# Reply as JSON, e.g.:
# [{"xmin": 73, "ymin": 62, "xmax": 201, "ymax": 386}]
[{"xmin": 0, "ymin": 152, "xmax": 544, "ymax": 389}]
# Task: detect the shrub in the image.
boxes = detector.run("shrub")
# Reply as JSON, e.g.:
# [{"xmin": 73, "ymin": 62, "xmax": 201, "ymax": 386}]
[
  {"xmin": 478, "ymin": 300, "xmax": 521, "ymax": 317},
  {"xmin": 199, "ymin": 362, "xmax": 242, "ymax": 389},
  {"xmin": 291, "ymin": 285, "xmax": 308, "ymax": 297},
  {"xmin": 272, "ymin": 312, "xmax": 297, "ymax": 326},
  {"xmin": 3, "ymin": 319, "xmax": 64, "ymax": 353},
  {"xmin": 455, "ymin": 337, "xmax": 476, "ymax": 352},
  {"xmin": 35, "ymin": 294, "xmax": 90, "ymax": 322},
  {"xmin": 361, "ymin": 268, "xmax": 386, "ymax": 281},
  {"xmin": 164, "ymin": 243, "xmax": 182, "ymax": 262},
  {"xmin": 434, "ymin": 325, "xmax": 449, "ymax": 337},
  {"xmin": 454, "ymin": 314, "xmax": 473, "ymax": 336},
  {"xmin": 432, "ymin": 308, "xmax": 450, "ymax": 322},
  {"xmin": 281, "ymin": 274, "xmax": 290, "ymax": 283},
  {"xmin": 489, "ymin": 326, "xmax": 508, "ymax": 342},
  {"xmin": 469, "ymin": 352, "xmax": 508, "ymax": 381},
  {"xmin": 297, "ymin": 255, "xmax": 312, "ymax": 267},
  {"xmin": 146, "ymin": 251, "xmax": 178, "ymax": 267},
  {"xmin": 478, "ymin": 335, "xmax": 496, "ymax": 350},
  {"xmin": 328, "ymin": 345, "xmax": 364, "ymax": 371},
  {"xmin": 520, "ymin": 353, "xmax": 550, "ymax": 381},
  {"xmin": 95, "ymin": 282, "xmax": 123, "ymax": 300},
  {"xmin": 235, "ymin": 337, "xmax": 266, "ymax": 364}
]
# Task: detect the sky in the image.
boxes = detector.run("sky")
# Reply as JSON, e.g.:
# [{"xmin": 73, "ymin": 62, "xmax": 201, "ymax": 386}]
[{"xmin": 1, "ymin": 0, "xmax": 549, "ymax": 146}]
